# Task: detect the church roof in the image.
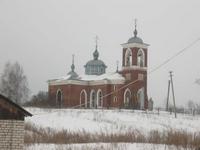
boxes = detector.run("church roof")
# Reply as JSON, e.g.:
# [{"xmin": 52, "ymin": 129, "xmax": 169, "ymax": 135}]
[
  {"xmin": 67, "ymin": 71, "xmax": 78, "ymax": 79},
  {"xmin": 79, "ymin": 72, "xmax": 124, "ymax": 81},
  {"xmin": 84, "ymin": 41, "xmax": 107, "ymax": 75},
  {"xmin": 85, "ymin": 59, "xmax": 106, "ymax": 67},
  {"xmin": 48, "ymin": 72, "xmax": 125, "ymax": 85},
  {"xmin": 126, "ymin": 20, "xmax": 144, "ymax": 44},
  {"xmin": 67, "ymin": 55, "xmax": 78, "ymax": 79},
  {"xmin": 127, "ymin": 36, "xmax": 143, "ymax": 44}
]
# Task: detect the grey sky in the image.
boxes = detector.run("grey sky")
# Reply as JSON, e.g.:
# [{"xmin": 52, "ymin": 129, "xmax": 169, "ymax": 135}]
[{"xmin": 0, "ymin": 0, "xmax": 200, "ymax": 107}]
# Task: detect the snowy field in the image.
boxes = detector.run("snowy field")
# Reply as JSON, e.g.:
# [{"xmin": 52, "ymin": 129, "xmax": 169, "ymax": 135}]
[
  {"xmin": 25, "ymin": 107, "xmax": 200, "ymax": 135},
  {"xmin": 25, "ymin": 143, "xmax": 182, "ymax": 150}
]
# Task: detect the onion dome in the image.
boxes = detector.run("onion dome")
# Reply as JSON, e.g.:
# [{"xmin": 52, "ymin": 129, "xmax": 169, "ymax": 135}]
[
  {"xmin": 84, "ymin": 39, "xmax": 107, "ymax": 75},
  {"xmin": 67, "ymin": 55, "xmax": 78, "ymax": 79},
  {"xmin": 127, "ymin": 20, "xmax": 143, "ymax": 44}
]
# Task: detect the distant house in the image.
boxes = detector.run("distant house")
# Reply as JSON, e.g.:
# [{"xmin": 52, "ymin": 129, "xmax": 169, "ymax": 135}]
[{"xmin": 0, "ymin": 94, "xmax": 32, "ymax": 150}]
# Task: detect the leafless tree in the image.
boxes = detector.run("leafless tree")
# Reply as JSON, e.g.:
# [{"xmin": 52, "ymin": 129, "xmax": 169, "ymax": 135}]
[{"xmin": 0, "ymin": 62, "xmax": 29, "ymax": 105}]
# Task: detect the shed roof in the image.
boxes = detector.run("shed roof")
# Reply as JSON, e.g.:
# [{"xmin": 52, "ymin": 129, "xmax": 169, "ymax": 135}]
[{"xmin": 0, "ymin": 94, "xmax": 32, "ymax": 117}]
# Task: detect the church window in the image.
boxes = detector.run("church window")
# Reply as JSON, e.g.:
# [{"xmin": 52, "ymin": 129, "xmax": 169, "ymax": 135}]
[
  {"xmin": 90, "ymin": 90, "xmax": 96, "ymax": 108},
  {"xmin": 113, "ymin": 96, "xmax": 117, "ymax": 103},
  {"xmin": 80, "ymin": 90, "xmax": 87, "ymax": 108},
  {"xmin": 56, "ymin": 89, "xmax": 63, "ymax": 108},
  {"xmin": 114, "ymin": 85, "xmax": 116, "ymax": 91},
  {"xmin": 92, "ymin": 93, "xmax": 95, "ymax": 101},
  {"xmin": 97, "ymin": 89, "xmax": 103, "ymax": 108},
  {"xmin": 124, "ymin": 88, "xmax": 131, "ymax": 108},
  {"xmin": 137, "ymin": 49, "xmax": 145, "ymax": 67},
  {"xmin": 125, "ymin": 48, "xmax": 132, "ymax": 67}
]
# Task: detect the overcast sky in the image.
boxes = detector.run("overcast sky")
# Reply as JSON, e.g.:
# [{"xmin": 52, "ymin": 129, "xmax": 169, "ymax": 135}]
[{"xmin": 0, "ymin": 0, "xmax": 200, "ymax": 107}]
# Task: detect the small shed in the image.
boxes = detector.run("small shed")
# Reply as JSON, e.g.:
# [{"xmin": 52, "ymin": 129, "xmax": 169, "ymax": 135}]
[{"xmin": 0, "ymin": 94, "xmax": 32, "ymax": 150}]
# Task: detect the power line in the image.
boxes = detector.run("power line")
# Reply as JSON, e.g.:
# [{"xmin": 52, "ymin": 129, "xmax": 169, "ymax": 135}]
[{"xmin": 149, "ymin": 38, "xmax": 200, "ymax": 75}]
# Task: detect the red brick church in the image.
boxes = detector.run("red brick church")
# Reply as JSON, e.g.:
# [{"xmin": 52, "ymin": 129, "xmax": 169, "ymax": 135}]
[{"xmin": 48, "ymin": 23, "xmax": 149, "ymax": 109}]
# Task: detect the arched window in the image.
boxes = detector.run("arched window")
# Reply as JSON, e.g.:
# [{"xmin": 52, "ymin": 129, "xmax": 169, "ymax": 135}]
[
  {"xmin": 56, "ymin": 89, "xmax": 63, "ymax": 108},
  {"xmin": 113, "ymin": 96, "xmax": 117, "ymax": 103},
  {"xmin": 97, "ymin": 89, "xmax": 103, "ymax": 108},
  {"xmin": 90, "ymin": 90, "xmax": 96, "ymax": 108},
  {"xmin": 125, "ymin": 48, "xmax": 132, "ymax": 67},
  {"xmin": 80, "ymin": 89, "xmax": 87, "ymax": 108},
  {"xmin": 137, "ymin": 49, "xmax": 145, "ymax": 67},
  {"xmin": 137, "ymin": 88, "xmax": 145, "ymax": 109},
  {"xmin": 113, "ymin": 85, "xmax": 116, "ymax": 91},
  {"xmin": 124, "ymin": 88, "xmax": 131, "ymax": 108}
]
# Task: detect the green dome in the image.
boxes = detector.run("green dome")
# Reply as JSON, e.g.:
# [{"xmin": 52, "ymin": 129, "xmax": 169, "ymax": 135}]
[{"xmin": 84, "ymin": 46, "xmax": 107, "ymax": 75}]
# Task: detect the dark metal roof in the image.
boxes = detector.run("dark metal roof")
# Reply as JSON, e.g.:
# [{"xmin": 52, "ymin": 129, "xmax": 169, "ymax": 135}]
[
  {"xmin": 67, "ymin": 71, "xmax": 78, "ymax": 79},
  {"xmin": 127, "ymin": 36, "xmax": 143, "ymax": 44},
  {"xmin": 0, "ymin": 94, "xmax": 32, "ymax": 117},
  {"xmin": 85, "ymin": 59, "xmax": 107, "ymax": 67}
]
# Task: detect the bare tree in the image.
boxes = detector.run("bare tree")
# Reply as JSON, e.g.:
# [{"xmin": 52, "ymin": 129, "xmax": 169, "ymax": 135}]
[{"xmin": 0, "ymin": 62, "xmax": 29, "ymax": 105}]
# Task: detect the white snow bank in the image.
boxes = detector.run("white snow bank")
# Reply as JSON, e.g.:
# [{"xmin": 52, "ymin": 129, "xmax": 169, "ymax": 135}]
[{"xmin": 25, "ymin": 108, "xmax": 200, "ymax": 135}]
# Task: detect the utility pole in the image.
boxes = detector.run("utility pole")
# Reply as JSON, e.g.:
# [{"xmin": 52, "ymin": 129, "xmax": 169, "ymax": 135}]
[
  {"xmin": 166, "ymin": 80, "xmax": 171, "ymax": 111},
  {"xmin": 169, "ymin": 71, "xmax": 177, "ymax": 118}
]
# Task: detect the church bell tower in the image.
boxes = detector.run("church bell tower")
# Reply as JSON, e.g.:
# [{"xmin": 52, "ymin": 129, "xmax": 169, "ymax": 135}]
[{"xmin": 120, "ymin": 20, "xmax": 149, "ymax": 109}]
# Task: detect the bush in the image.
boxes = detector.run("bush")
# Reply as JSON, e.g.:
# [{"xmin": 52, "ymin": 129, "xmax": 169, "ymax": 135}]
[
  {"xmin": 24, "ymin": 122, "xmax": 200, "ymax": 149},
  {"xmin": 24, "ymin": 91, "xmax": 50, "ymax": 107}
]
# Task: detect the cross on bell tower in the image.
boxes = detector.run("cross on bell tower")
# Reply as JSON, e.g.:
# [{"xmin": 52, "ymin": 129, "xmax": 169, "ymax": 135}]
[
  {"xmin": 93, "ymin": 35, "xmax": 99, "ymax": 60},
  {"xmin": 71, "ymin": 54, "xmax": 75, "ymax": 72},
  {"xmin": 134, "ymin": 19, "xmax": 138, "ymax": 37},
  {"xmin": 95, "ymin": 35, "xmax": 99, "ymax": 50}
]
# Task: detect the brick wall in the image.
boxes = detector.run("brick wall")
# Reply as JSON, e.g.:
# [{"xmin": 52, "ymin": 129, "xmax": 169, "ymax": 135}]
[{"xmin": 0, "ymin": 120, "xmax": 24, "ymax": 150}]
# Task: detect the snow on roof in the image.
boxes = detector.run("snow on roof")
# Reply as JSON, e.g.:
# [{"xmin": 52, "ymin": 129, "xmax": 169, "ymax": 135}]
[
  {"xmin": 48, "ymin": 75, "xmax": 72, "ymax": 82},
  {"xmin": 78, "ymin": 72, "xmax": 125, "ymax": 81},
  {"xmin": 49, "ymin": 72, "xmax": 125, "ymax": 83},
  {"xmin": 48, "ymin": 72, "xmax": 125, "ymax": 85}
]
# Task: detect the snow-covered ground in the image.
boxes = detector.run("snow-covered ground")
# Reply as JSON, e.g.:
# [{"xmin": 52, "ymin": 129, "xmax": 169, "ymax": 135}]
[
  {"xmin": 25, "ymin": 107, "xmax": 200, "ymax": 134},
  {"xmin": 25, "ymin": 143, "xmax": 182, "ymax": 150}
]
